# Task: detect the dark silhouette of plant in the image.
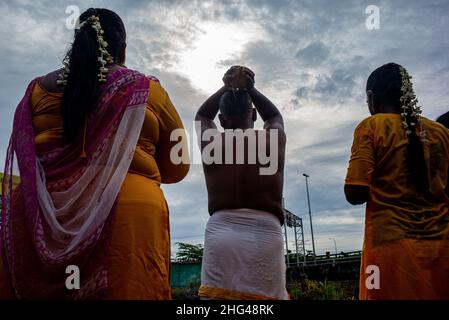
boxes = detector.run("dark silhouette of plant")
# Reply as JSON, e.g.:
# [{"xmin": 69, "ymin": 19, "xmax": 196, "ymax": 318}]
[{"xmin": 175, "ymin": 242, "xmax": 203, "ymax": 262}]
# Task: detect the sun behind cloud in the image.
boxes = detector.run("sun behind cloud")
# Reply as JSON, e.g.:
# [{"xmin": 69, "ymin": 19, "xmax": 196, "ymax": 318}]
[{"xmin": 176, "ymin": 21, "xmax": 265, "ymax": 93}]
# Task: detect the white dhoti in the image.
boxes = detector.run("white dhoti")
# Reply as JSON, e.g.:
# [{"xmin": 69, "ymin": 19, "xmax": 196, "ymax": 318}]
[{"xmin": 199, "ymin": 208, "xmax": 288, "ymax": 300}]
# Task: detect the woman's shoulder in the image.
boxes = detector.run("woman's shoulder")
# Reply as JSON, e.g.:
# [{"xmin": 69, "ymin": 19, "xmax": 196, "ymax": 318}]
[
  {"xmin": 28, "ymin": 70, "xmax": 64, "ymax": 115},
  {"xmin": 124, "ymin": 67, "xmax": 160, "ymax": 84},
  {"xmin": 146, "ymin": 76, "xmax": 169, "ymax": 106},
  {"xmin": 122, "ymin": 68, "xmax": 164, "ymax": 99},
  {"xmin": 39, "ymin": 69, "xmax": 65, "ymax": 94},
  {"xmin": 354, "ymin": 115, "xmax": 377, "ymax": 132},
  {"xmin": 356, "ymin": 113, "xmax": 401, "ymax": 130},
  {"xmin": 422, "ymin": 117, "xmax": 449, "ymax": 140}
]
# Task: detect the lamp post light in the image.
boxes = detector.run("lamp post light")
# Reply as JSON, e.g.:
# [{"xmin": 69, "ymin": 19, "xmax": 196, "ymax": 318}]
[{"xmin": 302, "ymin": 173, "xmax": 316, "ymax": 256}]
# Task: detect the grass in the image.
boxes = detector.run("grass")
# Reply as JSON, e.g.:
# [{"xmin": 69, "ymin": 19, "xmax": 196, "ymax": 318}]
[
  {"xmin": 171, "ymin": 279, "xmax": 358, "ymax": 300},
  {"xmin": 171, "ymin": 281, "xmax": 200, "ymax": 300},
  {"xmin": 287, "ymin": 280, "xmax": 358, "ymax": 300}
]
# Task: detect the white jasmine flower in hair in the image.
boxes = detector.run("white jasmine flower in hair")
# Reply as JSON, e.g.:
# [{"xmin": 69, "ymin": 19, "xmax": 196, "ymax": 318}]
[{"xmin": 60, "ymin": 14, "xmax": 114, "ymax": 86}]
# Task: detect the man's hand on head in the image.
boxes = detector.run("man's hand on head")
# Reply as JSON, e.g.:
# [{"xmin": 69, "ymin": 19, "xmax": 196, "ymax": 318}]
[
  {"xmin": 246, "ymin": 74, "xmax": 255, "ymax": 90},
  {"xmin": 222, "ymin": 66, "xmax": 239, "ymax": 88},
  {"xmin": 242, "ymin": 66, "xmax": 255, "ymax": 78},
  {"xmin": 223, "ymin": 66, "xmax": 255, "ymax": 91}
]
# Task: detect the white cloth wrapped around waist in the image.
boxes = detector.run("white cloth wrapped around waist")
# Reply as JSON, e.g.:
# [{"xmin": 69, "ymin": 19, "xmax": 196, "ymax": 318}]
[{"xmin": 201, "ymin": 208, "xmax": 288, "ymax": 300}]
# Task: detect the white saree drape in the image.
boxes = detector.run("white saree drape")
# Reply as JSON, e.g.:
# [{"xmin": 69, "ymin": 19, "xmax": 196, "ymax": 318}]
[
  {"xmin": 1, "ymin": 69, "xmax": 152, "ymax": 299},
  {"xmin": 35, "ymin": 104, "xmax": 146, "ymax": 258}
]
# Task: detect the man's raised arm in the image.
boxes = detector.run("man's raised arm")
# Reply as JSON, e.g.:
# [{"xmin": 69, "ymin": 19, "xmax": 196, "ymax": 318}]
[
  {"xmin": 195, "ymin": 86, "xmax": 228, "ymax": 122},
  {"xmin": 244, "ymin": 70, "xmax": 284, "ymax": 130}
]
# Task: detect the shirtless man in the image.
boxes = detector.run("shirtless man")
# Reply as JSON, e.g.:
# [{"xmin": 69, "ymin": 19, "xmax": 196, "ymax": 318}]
[{"xmin": 195, "ymin": 66, "xmax": 288, "ymax": 300}]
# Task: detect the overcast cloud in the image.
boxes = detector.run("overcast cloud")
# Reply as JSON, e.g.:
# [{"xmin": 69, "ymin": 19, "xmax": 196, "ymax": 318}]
[{"xmin": 0, "ymin": 0, "xmax": 448, "ymax": 257}]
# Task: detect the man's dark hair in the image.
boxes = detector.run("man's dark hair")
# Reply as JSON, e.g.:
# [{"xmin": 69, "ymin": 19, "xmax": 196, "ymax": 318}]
[{"xmin": 219, "ymin": 91, "xmax": 252, "ymax": 115}]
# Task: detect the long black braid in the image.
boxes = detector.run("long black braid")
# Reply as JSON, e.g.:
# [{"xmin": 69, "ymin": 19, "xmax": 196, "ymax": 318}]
[
  {"xmin": 60, "ymin": 8, "xmax": 126, "ymax": 144},
  {"xmin": 366, "ymin": 62, "xmax": 429, "ymax": 193}
]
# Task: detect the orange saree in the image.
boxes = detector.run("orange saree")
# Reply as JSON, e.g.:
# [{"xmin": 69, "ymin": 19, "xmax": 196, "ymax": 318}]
[
  {"xmin": 346, "ymin": 114, "xmax": 449, "ymax": 299},
  {"xmin": 0, "ymin": 69, "xmax": 189, "ymax": 299}
]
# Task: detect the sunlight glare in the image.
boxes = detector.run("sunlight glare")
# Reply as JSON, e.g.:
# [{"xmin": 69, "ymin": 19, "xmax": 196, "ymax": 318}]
[{"xmin": 176, "ymin": 21, "xmax": 264, "ymax": 94}]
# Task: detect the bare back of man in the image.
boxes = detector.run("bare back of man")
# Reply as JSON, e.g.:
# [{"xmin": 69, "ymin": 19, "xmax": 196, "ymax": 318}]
[{"xmin": 200, "ymin": 125, "xmax": 286, "ymax": 223}]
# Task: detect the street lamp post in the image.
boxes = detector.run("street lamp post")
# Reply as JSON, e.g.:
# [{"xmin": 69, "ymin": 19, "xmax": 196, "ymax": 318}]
[
  {"xmin": 282, "ymin": 198, "xmax": 289, "ymax": 267},
  {"xmin": 303, "ymin": 173, "xmax": 316, "ymax": 256},
  {"xmin": 329, "ymin": 237, "xmax": 338, "ymax": 256}
]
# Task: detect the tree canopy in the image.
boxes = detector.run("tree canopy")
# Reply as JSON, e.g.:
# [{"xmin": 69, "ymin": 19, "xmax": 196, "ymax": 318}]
[{"xmin": 175, "ymin": 242, "xmax": 203, "ymax": 262}]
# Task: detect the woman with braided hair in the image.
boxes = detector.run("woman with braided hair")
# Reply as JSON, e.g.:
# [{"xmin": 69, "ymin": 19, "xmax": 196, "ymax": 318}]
[
  {"xmin": 345, "ymin": 62, "xmax": 449, "ymax": 299},
  {"xmin": 0, "ymin": 8, "xmax": 189, "ymax": 299}
]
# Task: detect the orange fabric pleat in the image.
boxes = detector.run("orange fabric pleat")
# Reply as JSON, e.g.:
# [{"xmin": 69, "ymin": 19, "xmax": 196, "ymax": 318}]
[
  {"xmin": 359, "ymin": 238, "xmax": 449, "ymax": 300},
  {"xmin": 0, "ymin": 76, "xmax": 188, "ymax": 299}
]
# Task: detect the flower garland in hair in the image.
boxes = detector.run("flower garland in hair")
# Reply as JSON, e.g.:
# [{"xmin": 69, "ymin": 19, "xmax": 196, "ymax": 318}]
[
  {"xmin": 399, "ymin": 66, "xmax": 427, "ymax": 143},
  {"xmin": 57, "ymin": 15, "xmax": 114, "ymax": 85},
  {"xmin": 56, "ymin": 54, "xmax": 70, "ymax": 86}
]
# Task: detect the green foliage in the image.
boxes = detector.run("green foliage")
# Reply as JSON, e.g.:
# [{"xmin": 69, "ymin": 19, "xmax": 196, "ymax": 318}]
[
  {"xmin": 287, "ymin": 280, "xmax": 356, "ymax": 300},
  {"xmin": 175, "ymin": 242, "xmax": 204, "ymax": 262},
  {"xmin": 171, "ymin": 281, "xmax": 200, "ymax": 300}
]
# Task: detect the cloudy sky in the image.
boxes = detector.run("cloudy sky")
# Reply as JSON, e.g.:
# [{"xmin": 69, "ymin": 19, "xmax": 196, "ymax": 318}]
[{"xmin": 0, "ymin": 0, "xmax": 448, "ymax": 257}]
